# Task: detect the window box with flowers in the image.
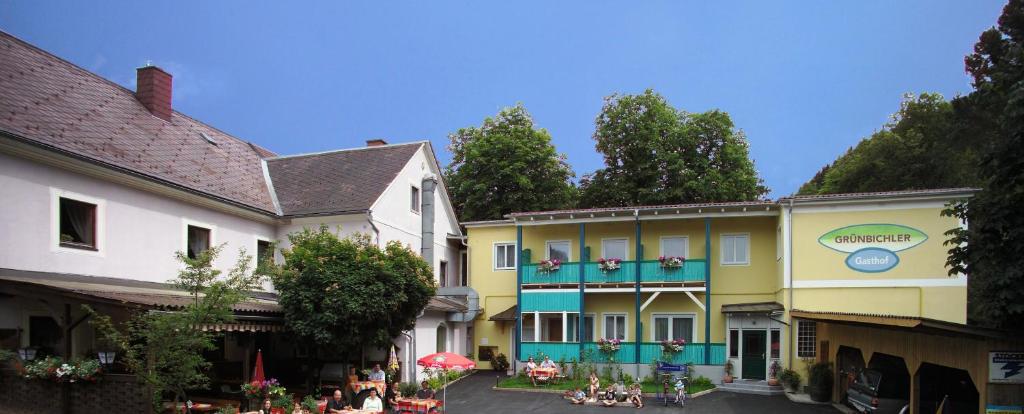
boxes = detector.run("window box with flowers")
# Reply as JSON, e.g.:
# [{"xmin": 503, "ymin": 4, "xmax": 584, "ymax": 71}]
[
  {"xmin": 660, "ymin": 338, "xmax": 686, "ymax": 356},
  {"xmin": 537, "ymin": 259, "xmax": 561, "ymax": 274},
  {"xmin": 597, "ymin": 258, "xmax": 621, "ymax": 273},
  {"xmin": 658, "ymin": 256, "xmax": 685, "ymax": 268},
  {"xmin": 596, "ymin": 338, "xmax": 622, "ymax": 354},
  {"xmin": 19, "ymin": 357, "xmax": 102, "ymax": 383}
]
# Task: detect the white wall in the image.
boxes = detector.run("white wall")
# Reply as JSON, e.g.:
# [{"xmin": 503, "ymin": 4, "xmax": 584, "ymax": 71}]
[
  {"xmin": 0, "ymin": 152, "xmax": 276, "ymax": 283},
  {"xmin": 275, "ymin": 215, "xmax": 374, "ymax": 250}
]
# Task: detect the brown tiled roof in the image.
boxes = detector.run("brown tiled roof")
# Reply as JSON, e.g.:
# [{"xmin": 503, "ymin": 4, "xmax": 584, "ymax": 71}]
[
  {"xmin": 488, "ymin": 305, "xmax": 517, "ymax": 321},
  {"xmin": 0, "ymin": 31, "xmax": 278, "ymax": 214},
  {"xmin": 266, "ymin": 143, "xmax": 423, "ymax": 217}
]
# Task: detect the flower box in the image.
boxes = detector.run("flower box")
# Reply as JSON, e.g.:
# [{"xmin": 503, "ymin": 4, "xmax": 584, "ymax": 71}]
[
  {"xmin": 658, "ymin": 256, "xmax": 685, "ymax": 268},
  {"xmin": 537, "ymin": 259, "xmax": 561, "ymax": 274},
  {"xmin": 597, "ymin": 258, "xmax": 621, "ymax": 273}
]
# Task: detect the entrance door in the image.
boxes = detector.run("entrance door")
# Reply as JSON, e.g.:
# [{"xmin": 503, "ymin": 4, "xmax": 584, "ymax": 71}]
[{"xmin": 741, "ymin": 330, "xmax": 767, "ymax": 380}]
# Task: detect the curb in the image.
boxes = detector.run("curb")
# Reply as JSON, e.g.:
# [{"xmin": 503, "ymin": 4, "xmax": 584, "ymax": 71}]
[
  {"xmin": 783, "ymin": 391, "xmax": 832, "ymax": 405},
  {"xmin": 492, "ymin": 386, "xmax": 717, "ymax": 400}
]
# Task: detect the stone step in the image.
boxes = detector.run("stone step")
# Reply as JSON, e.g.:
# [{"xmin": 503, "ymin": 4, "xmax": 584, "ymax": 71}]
[{"xmin": 718, "ymin": 381, "xmax": 786, "ymax": 396}]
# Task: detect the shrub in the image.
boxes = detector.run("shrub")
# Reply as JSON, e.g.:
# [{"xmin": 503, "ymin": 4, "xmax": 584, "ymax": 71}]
[
  {"xmin": 806, "ymin": 362, "xmax": 833, "ymax": 402},
  {"xmin": 271, "ymin": 393, "xmax": 294, "ymax": 409},
  {"xmin": 690, "ymin": 376, "xmax": 713, "ymax": 389},
  {"xmin": 491, "ymin": 353, "xmax": 509, "ymax": 372},
  {"xmin": 779, "ymin": 368, "xmax": 801, "ymax": 391},
  {"xmin": 398, "ymin": 382, "xmax": 419, "ymax": 398},
  {"xmin": 301, "ymin": 395, "xmax": 319, "ymax": 412}
]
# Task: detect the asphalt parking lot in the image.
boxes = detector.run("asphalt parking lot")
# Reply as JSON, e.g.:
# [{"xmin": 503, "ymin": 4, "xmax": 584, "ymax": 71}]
[{"xmin": 443, "ymin": 373, "xmax": 839, "ymax": 414}]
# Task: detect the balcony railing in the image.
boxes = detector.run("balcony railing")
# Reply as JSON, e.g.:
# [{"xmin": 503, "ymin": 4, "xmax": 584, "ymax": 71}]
[
  {"xmin": 521, "ymin": 259, "xmax": 707, "ymax": 285},
  {"xmin": 518, "ymin": 342, "xmax": 726, "ymax": 365}
]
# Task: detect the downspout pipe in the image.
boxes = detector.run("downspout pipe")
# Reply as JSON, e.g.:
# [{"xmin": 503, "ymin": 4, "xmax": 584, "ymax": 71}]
[{"xmin": 367, "ymin": 210, "xmax": 381, "ymax": 246}]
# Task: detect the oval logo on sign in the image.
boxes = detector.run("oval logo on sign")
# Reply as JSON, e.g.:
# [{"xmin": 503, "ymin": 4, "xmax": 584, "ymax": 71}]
[
  {"xmin": 819, "ymin": 224, "xmax": 928, "ymax": 253},
  {"xmin": 845, "ymin": 248, "xmax": 900, "ymax": 273}
]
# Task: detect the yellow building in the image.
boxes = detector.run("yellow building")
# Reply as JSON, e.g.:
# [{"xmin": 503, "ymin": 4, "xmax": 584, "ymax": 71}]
[{"xmin": 464, "ymin": 188, "xmax": 974, "ymax": 383}]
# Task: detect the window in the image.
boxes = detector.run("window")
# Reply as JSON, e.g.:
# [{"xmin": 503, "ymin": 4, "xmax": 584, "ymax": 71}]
[
  {"xmin": 603, "ymin": 314, "xmax": 627, "ymax": 340},
  {"xmin": 568, "ymin": 313, "xmax": 595, "ymax": 342},
  {"xmin": 601, "ymin": 238, "xmax": 628, "ymax": 260},
  {"xmin": 538, "ymin": 313, "xmax": 563, "ymax": 341},
  {"xmin": 58, "ymin": 197, "xmax": 97, "ymax": 250},
  {"xmin": 522, "ymin": 313, "xmax": 536, "ymax": 342},
  {"xmin": 186, "ymin": 225, "xmax": 211, "ymax": 259},
  {"xmin": 494, "ymin": 243, "xmax": 516, "ymax": 270},
  {"xmin": 256, "ymin": 239, "xmax": 272, "ymax": 265},
  {"xmin": 797, "ymin": 321, "xmax": 817, "ymax": 358},
  {"xmin": 729, "ymin": 330, "xmax": 739, "ymax": 358},
  {"xmin": 410, "ymin": 186, "xmax": 421, "ymax": 213},
  {"xmin": 771, "ymin": 329, "xmax": 781, "ymax": 359},
  {"xmin": 720, "ymin": 234, "xmax": 750, "ymax": 265},
  {"xmin": 29, "ymin": 316, "xmax": 61, "ymax": 351},
  {"xmin": 660, "ymin": 236, "xmax": 688, "ymax": 258},
  {"xmin": 436, "ymin": 324, "xmax": 447, "ymax": 352},
  {"xmin": 439, "ymin": 260, "xmax": 448, "ymax": 287},
  {"xmin": 460, "ymin": 251, "xmax": 468, "ymax": 286},
  {"xmin": 653, "ymin": 314, "xmax": 694, "ymax": 342},
  {"xmin": 776, "ymin": 226, "xmax": 783, "ymax": 260},
  {"xmin": 478, "ymin": 346, "xmax": 498, "ymax": 362},
  {"xmin": 546, "ymin": 241, "xmax": 571, "ymax": 262}
]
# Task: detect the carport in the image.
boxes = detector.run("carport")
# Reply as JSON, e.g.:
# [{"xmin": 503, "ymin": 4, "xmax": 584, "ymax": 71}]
[{"xmin": 791, "ymin": 310, "xmax": 1024, "ymax": 414}]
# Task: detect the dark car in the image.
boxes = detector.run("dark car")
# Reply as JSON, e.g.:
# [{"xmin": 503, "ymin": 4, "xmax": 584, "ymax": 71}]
[{"xmin": 846, "ymin": 369, "xmax": 909, "ymax": 414}]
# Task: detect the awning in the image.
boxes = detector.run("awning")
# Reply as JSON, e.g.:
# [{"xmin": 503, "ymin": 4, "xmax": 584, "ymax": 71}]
[
  {"xmin": 425, "ymin": 296, "xmax": 468, "ymax": 313},
  {"xmin": 720, "ymin": 301, "xmax": 784, "ymax": 314},
  {"xmin": 489, "ymin": 305, "xmax": 517, "ymax": 321},
  {"xmin": 200, "ymin": 321, "xmax": 287, "ymax": 333}
]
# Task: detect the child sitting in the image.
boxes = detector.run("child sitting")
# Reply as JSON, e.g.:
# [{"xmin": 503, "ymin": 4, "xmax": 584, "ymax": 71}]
[
  {"xmin": 600, "ymin": 385, "xmax": 617, "ymax": 407},
  {"xmin": 570, "ymin": 387, "xmax": 587, "ymax": 405}
]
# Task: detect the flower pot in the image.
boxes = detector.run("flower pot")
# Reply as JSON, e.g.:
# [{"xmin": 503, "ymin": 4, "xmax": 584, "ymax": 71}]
[
  {"xmin": 768, "ymin": 378, "xmax": 779, "ymax": 386},
  {"xmin": 723, "ymin": 375, "xmax": 733, "ymax": 383}
]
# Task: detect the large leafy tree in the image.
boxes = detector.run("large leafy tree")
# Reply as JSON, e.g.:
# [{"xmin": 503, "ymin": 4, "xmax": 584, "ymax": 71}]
[
  {"xmin": 89, "ymin": 244, "xmax": 262, "ymax": 413},
  {"xmin": 445, "ymin": 104, "xmax": 576, "ymax": 221},
  {"xmin": 269, "ymin": 227, "xmax": 435, "ymax": 381},
  {"xmin": 797, "ymin": 93, "xmax": 979, "ymax": 195},
  {"xmin": 944, "ymin": 0, "xmax": 1024, "ymax": 330},
  {"xmin": 578, "ymin": 90, "xmax": 767, "ymax": 208}
]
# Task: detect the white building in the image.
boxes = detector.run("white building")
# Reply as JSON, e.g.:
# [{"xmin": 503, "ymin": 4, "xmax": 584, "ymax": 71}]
[{"xmin": 0, "ymin": 31, "xmax": 475, "ymax": 384}]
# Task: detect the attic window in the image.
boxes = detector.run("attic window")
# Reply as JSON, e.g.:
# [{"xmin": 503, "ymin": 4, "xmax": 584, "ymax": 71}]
[{"xmin": 199, "ymin": 132, "xmax": 217, "ymax": 145}]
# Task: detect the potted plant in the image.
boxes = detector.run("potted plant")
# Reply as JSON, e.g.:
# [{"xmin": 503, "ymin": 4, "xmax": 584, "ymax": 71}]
[
  {"xmin": 768, "ymin": 360, "xmax": 780, "ymax": 386},
  {"xmin": 658, "ymin": 256, "xmax": 685, "ymax": 268},
  {"xmin": 778, "ymin": 368, "xmax": 801, "ymax": 393},
  {"xmin": 805, "ymin": 361, "xmax": 833, "ymax": 402},
  {"xmin": 723, "ymin": 360, "xmax": 734, "ymax": 383},
  {"xmin": 270, "ymin": 393, "xmax": 294, "ymax": 414},
  {"xmin": 538, "ymin": 259, "xmax": 561, "ymax": 273},
  {"xmin": 597, "ymin": 258, "xmax": 621, "ymax": 272},
  {"xmin": 491, "ymin": 353, "xmax": 509, "ymax": 372}
]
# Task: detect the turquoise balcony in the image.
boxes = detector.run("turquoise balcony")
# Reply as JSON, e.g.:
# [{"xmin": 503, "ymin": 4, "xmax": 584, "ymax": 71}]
[
  {"xmin": 521, "ymin": 259, "xmax": 706, "ymax": 286},
  {"xmin": 639, "ymin": 259, "xmax": 707, "ymax": 283},
  {"xmin": 583, "ymin": 261, "xmax": 637, "ymax": 283},
  {"xmin": 522, "ymin": 262, "xmax": 581, "ymax": 284},
  {"xmin": 519, "ymin": 342, "xmax": 726, "ymax": 365}
]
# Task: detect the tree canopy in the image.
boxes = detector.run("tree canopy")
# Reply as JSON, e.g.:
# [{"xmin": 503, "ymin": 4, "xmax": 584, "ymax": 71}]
[
  {"xmin": 269, "ymin": 226, "xmax": 435, "ymax": 352},
  {"xmin": 444, "ymin": 104, "xmax": 576, "ymax": 221},
  {"xmin": 578, "ymin": 90, "xmax": 768, "ymax": 208}
]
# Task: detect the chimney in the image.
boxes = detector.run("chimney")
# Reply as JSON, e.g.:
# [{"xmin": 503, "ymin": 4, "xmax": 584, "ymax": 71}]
[
  {"xmin": 136, "ymin": 65, "xmax": 172, "ymax": 121},
  {"xmin": 366, "ymin": 139, "xmax": 388, "ymax": 147}
]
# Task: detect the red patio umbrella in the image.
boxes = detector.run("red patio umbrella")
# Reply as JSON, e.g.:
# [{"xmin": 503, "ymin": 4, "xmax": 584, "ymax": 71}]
[
  {"xmin": 417, "ymin": 352, "xmax": 476, "ymax": 408},
  {"xmin": 253, "ymin": 349, "xmax": 265, "ymax": 383}
]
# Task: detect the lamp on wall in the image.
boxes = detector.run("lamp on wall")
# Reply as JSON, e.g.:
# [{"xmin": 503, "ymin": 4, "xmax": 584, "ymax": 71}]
[
  {"xmin": 18, "ymin": 347, "xmax": 37, "ymax": 361},
  {"xmin": 97, "ymin": 350, "xmax": 116, "ymax": 366}
]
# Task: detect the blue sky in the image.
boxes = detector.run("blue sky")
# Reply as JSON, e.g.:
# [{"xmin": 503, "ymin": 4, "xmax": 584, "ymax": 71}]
[{"xmin": 0, "ymin": 1, "xmax": 1006, "ymax": 197}]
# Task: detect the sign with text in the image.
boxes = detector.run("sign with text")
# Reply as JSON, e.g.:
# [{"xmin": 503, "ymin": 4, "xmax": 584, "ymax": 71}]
[
  {"xmin": 990, "ymin": 351, "xmax": 1024, "ymax": 383},
  {"xmin": 819, "ymin": 224, "xmax": 927, "ymax": 273}
]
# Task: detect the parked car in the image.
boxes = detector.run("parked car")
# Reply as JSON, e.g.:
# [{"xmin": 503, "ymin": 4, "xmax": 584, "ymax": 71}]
[{"xmin": 846, "ymin": 369, "xmax": 909, "ymax": 414}]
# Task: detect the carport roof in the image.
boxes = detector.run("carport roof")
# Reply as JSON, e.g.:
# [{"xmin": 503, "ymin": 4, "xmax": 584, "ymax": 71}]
[
  {"xmin": 790, "ymin": 309, "xmax": 1012, "ymax": 340},
  {"xmin": 721, "ymin": 301, "xmax": 784, "ymax": 314}
]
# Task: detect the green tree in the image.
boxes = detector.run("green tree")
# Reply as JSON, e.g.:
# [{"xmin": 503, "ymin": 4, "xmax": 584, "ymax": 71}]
[
  {"xmin": 944, "ymin": 0, "xmax": 1024, "ymax": 330},
  {"xmin": 578, "ymin": 90, "xmax": 767, "ymax": 208},
  {"xmin": 445, "ymin": 104, "xmax": 576, "ymax": 221},
  {"xmin": 797, "ymin": 93, "xmax": 978, "ymax": 195},
  {"xmin": 89, "ymin": 245, "xmax": 262, "ymax": 413},
  {"xmin": 268, "ymin": 227, "xmax": 435, "ymax": 384}
]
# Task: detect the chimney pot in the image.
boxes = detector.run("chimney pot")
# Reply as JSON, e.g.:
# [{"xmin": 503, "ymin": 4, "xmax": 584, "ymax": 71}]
[
  {"xmin": 136, "ymin": 66, "xmax": 172, "ymax": 121},
  {"xmin": 366, "ymin": 139, "xmax": 388, "ymax": 147}
]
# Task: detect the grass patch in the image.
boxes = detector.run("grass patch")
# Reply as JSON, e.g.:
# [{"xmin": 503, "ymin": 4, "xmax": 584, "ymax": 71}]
[{"xmin": 496, "ymin": 375, "xmax": 714, "ymax": 395}]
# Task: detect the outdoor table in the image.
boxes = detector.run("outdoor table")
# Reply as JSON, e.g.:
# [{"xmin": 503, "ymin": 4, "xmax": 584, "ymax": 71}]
[
  {"xmin": 529, "ymin": 367, "xmax": 558, "ymax": 378},
  {"xmin": 349, "ymin": 380, "xmax": 387, "ymax": 396},
  {"xmin": 162, "ymin": 402, "xmax": 214, "ymax": 413},
  {"xmin": 395, "ymin": 398, "xmax": 443, "ymax": 413}
]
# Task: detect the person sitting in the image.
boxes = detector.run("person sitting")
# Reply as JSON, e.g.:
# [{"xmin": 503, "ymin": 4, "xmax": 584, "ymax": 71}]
[
  {"xmin": 345, "ymin": 367, "xmax": 360, "ymax": 403},
  {"xmin": 540, "ymin": 356, "xmax": 557, "ymax": 369},
  {"xmin": 525, "ymin": 357, "xmax": 538, "ymax": 386},
  {"xmin": 291, "ymin": 401, "xmax": 306, "ymax": 414},
  {"xmin": 325, "ymin": 389, "xmax": 350, "ymax": 414},
  {"xmin": 600, "ymin": 385, "xmax": 618, "ymax": 407},
  {"xmin": 386, "ymin": 381, "xmax": 401, "ymax": 412},
  {"xmin": 363, "ymin": 388, "xmax": 384, "ymax": 412},
  {"xmin": 628, "ymin": 383, "xmax": 643, "ymax": 408},
  {"xmin": 588, "ymin": 371, "xmax": 600, "ymax": 402},
  {"xmin": 415, "ymin": 381, "xmax": 435, "ymax": 400},
  {"xmin": 249, "ymin": 398, "xmax": 273, "ymax": 414},
  {"xmin": 570, "ymin": 387, "xmax": 587, "ymax": 405},
  {"xmin": 368, "ymin": 363, "xmax": 386, "ymax": 381}
]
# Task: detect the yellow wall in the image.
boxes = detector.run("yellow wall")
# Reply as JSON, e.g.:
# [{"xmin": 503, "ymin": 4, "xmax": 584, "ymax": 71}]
[
  {"xmin": 521, "ymin": 223, "xmax": 579, "ymax": 261},
  {"xmin": 466, "ymin": 224, "xmax": 518, "ymax": 368}
]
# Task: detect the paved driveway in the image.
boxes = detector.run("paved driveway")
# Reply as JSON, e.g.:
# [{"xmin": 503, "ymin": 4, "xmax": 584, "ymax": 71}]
[{"xmin": 443, "ymin": 373, "xmax": 839, "ymax": 414}]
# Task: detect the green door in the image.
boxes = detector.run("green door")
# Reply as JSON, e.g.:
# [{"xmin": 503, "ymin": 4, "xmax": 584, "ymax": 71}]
[{"xmin": 741, "ymin": 330, "xmax": 767, "ymax": 380}]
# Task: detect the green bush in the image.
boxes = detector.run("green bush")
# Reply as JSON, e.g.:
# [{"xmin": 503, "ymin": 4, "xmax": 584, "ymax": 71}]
[
  {"xmin": 779, "ymin": 368, "xmax": 801, "ymax": 391},
  {"xmin": 398, "ymin": 382, "xmax": 419, "ymax": 398},
  {"xmin": 215, "ymin": 405, "xmax": 237, "ymax": 414},
  {"xmin": 690, "ymin": 376, "xmax": 713, "ymax": 390},
  {"xmin": 301, "ymin": 395, "xmax": 319, "ymax": 412},
  {"xmin": 271, "ymin": 393, "xmax": 294, "ymax": 409},
  {"xmin": 805, "ymin": 362, "xmax": 833, "ymax": 402},
  {"xmin": 491, "ymin": 353, "xmax": 509, "ymax": 372}
]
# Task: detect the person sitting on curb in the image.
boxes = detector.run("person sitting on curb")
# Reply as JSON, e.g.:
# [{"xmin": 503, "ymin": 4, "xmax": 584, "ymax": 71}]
[
  {"xmin": 570, "ymin": 387, "xmax": 587, "ymax": 405},
  {"xmin": 600, "ymin": 385, "xmax": 618, "ymax": 407},
  {"xmin": 628, "ymin": 382, "xmax": 643, "ymax": 408},
  {"xmin": 588, "ymin": 371, "xmax": 600, "ymax": 401}
]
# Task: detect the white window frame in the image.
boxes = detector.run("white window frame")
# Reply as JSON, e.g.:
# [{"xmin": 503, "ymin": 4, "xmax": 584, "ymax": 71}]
[
  {"xmin": 522, "ymin": 313, "xmax": 537, "ymax": 342},
  {"xmin": 601, "ymin": 312, "xmax": 628, "ymax": 341},
  {"xmin": 659, "ymin": 236, "xmax": 689, "ymax": 258},
  {"xmin": 600, "ymin": 237, "xmax": 629, "ymax": 260},
  {"xmin": 182, "ymin": 218, "xmax": 216, "ymax": 260},
  {"xmin": 439, "ymin": 259, "xmax": 449, "ymax": 287},
  {"xmin": 493, "ymin": 242, "xmax": 516, "ymax": 271},
  {"xmin": 545, "ymin": 240, "xmax": 572, "ymax": 262},
  {"xmin": 50, "ymin": 188, "xmax": 105, "ymax": 257},
  {"xmin": 720, "ymin": 233, "xmax": 751, "ymax": 266},
  {"xmin": 650, "ymin": 313, "xmax": 697, "ymax": 342},
  {"xmin": 255, "ymin": 236, "xmax": 273, "ymax": 265},
  {"xmin": 410, "ymin": 185, "xmax": 421, "ymax": 214},
  {"xmin": 796, "ymin": 320, "xmax": 817, "ymax": 358},
  {"xmin": 568, "ymin": 312, "xmax": 596, "ymax": 342}
]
